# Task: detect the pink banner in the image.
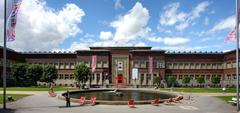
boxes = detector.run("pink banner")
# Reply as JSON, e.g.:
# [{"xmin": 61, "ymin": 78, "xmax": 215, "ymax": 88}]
[
  {"xmin": 91, "ymin": 55, "xmax": 97, "ymax": 73},
  {"xmin": 6, "ymin": 0, "xmax": 22, "ymax": 41},
  {"xmin": 149, "ymin": 56, "xmax": 153, "ymax": 75},
  {"xmin": 225, "ymin": 27, "xmax": 237, "ymax": 43}
]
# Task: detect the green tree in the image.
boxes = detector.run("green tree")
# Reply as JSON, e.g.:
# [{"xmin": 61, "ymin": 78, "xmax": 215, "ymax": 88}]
[
  {"xmin": 41, "ymin": 65, "xmax": 57, "ymax": 86},
  {"xmin": 211, "ymin": 77, "xmax": 221, "ymax": 87},
  {"xmin": 153, "ymin": 76, "xmax": 161, "ymax": 87},
  {"xmin": 167, "ymin": 76, "xmax": 177, "ymax": 87},
  {"xmin": 26, "ymin": 64, "xmax": 43, "ymax": 86},
  {"xmin": 196, "ymin": 77, "xmax": 205, "ymax": 87},
  {"xmin": 11, "ymin": 64, "xmax": 30, "ymax": 86},
  {"xmin": 182, "ymin": 76, "xmax": 191, "ymax": 87},
  {"xmin": 74, "ymin": 63, "xmax": 91, "ymax": 88}
]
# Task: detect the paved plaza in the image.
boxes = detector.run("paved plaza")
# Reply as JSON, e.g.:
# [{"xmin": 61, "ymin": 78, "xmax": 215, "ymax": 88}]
[{"xmin": 0, "ymin": 90, "xmax": 238, "ymax": 113}]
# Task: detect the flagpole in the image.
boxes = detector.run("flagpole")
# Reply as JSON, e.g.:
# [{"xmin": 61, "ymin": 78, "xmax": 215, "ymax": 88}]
[
  {"xmin": 236, "ymin": 0, "xmax": 239, "ymax": 111},
  {"xmin": 3, "ymin": 0, "xmax": 7, "ymax": 110}
]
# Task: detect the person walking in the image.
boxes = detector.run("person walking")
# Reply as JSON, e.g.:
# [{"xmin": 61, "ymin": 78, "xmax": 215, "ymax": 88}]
[{"xmin": 64, "ymin": 90, "xmax": 71, "ymax": 107}]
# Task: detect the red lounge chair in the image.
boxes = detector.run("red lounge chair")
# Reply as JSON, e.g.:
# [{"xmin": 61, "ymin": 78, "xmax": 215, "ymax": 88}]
[
  {"xmin": 173, "ymin": 95, "xmax": 184, "ymax": 103},
  {"xmin": 151, "ymin": 98, "xmax": 160, "ymax": 106},
  {"xmin": 90, "ymin": 96, "xmax": 96, "ymax": 106},
  {"xmin": 48, "ymin": 92, "xmax": 57, "ymax": 97},
  {"xmin": 128, "ymin": 99, "xmax": 135, "ymax": 108},
  {"xmin": 164, "ymin": 98, "xmax": 173, "ymax": 105},
  {"xmin": 80, "ymin": 96, "xmax": 86, "ymax": 106}
]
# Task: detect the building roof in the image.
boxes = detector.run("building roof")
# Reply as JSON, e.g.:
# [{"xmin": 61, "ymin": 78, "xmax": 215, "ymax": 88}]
[{"xmin": 89, "ymin": 46, "xmax": 152, "ymax": 50}]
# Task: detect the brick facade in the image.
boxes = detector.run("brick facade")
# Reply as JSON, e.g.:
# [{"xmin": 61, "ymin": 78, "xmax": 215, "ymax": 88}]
[{"xmin": 1, "ymin": 46, "xmax": 239, "ymax": 87}]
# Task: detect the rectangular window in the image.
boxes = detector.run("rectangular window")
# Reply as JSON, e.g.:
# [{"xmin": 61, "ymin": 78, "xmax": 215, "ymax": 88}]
[
  {"xmin": 97, "ymin": 61, "xmax": 102, "ymax": 68},
  {"xmin": 65, "ymin": 63, "xmax": 69, "ymax": 69},
  {"xmin": 140, "ymin": 61, "xmax": 145, "ymax": 68},
  {"xmin": 64, "ymin": 74, "xmax": 69, "ymax": 79},
  {"xmin": 227, "ymin": 63, "xmax": 231, "ymax": 68},
  {"xmin": 103, "ymin": 61, "xmax": 108, "ymax": 68},
  {"xmin": 70, "ymin": 63, "xmax": 75, "ymax": 69},
  {"xmin": 206, "ymin": 75, "xmax": 210, "ymax": 80},
  {"xmin": 59, "ymin": 74, "xmax": 63, "ymax": 79},
  {"xmin": 153, "ymin": 61, "xmax": 157, "ymax": 68},
  {"xmin": 158, "ymin": 61, "xmax": 165, "ymax": 68},
  {"xmin": 54, "ymin": 63, "xmax": 59, "ymax": 69},
  {"xmin": 195, "ymin": 75, "xmax": 199, "ymax": 78},
  {"xmin": 195, "ymin": 63, "xmax": 200, "ymax": 69},
  {"xmin": 207, "ymin": 63, "xmax": 211, "ymax": 69},
  {"xmin": 179, "ymin": 63, "xmax": 183, "ymax": 69},
  {"xmin": 227, "ymin": 74, "xmax": 231, "ymax": 80},
  {"xmin": 92, "ymin": 74, "xmax": 95, "ymax": 80},
  {"xmin": 190, "ymin": 63, "xmax": 194, "ymax": 69},
  {"xmin": 179, "ymin": 75, "xmax": 183, "ymax": 80},
  {"xmin": 60, "ymin": 63, "xmax": 64, "ymax": 69},
  {"xmin": 173, "ymin": 63, "xmax": 178, "ymax": 69},
  {"xmin": 233, "ymin": 74, "xmax": 236, "ymax": 79},
  {"xmin": 190, "ymin": 75, "xmax": 194, "ymax": 80},
  {"xmin": 97, "ymin": 73, "xmax": 100, "ymax": 83},
  {"xmin": 70, "ymin": 74, "xmax": 74, "ymax": 79},
  {"xmin": 201, "ymin": 63, "xmax": 205, "ymax": 69},
  {"xmin": 147, "ymin": 74, "xmax": 151, "ymax": 80},
  {"xmin": 140, "ymin": 74, "xmax": 144, "ymax": 85},
  {"xmin": 134, "ymin": 61, "xmax": 140, "ymax": 68},
  {"xmin": 167, "ymin": 63, "xmax": 172, "ymax": 69},
  {"xmin": 217, "ymin": 63, "xmax": 223, "ymax": 69},
  {"xmin": 146, "ymin": 61, "xmax": 149, "ymax": 68}
]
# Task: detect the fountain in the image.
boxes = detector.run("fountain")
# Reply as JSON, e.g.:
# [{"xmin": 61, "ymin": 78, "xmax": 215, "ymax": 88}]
[{"xmin": 61, "ymin": 88, "xmax": 176, "ymax": 105}]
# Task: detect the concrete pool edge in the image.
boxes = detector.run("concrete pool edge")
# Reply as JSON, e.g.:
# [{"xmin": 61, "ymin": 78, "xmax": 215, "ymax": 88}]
[{"xmin": 58, "ymin": 88, "xmax": 178, "ymax": 105}]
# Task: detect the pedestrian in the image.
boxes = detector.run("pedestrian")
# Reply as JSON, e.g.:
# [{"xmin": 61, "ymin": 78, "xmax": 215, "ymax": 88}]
[{"xmin": 64, "ymin": 90, "xmax": 70, "ymax": 107}]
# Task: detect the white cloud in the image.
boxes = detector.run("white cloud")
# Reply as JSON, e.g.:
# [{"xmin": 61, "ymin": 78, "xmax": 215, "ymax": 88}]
[
  {"xmin": 204, "ymin": 17, "xmax": 209, "ymax": 25},
  {"xmin": 148, "ymin": 37, "xmax": 190, "ymax": 45},
  {"xmin": 176, "ymin": 22, "xmax": 188, "ymax": 31},
  {"xmin": 159, "ymin": 3, "xmax": 187, "ymax": 26},
  {"xmin": 159, "ymin": 1, "xmax": 209, "ymax": 31},
  {"xmin": 114, "ymin": 0, "xmax": 123, "ymax": 9},
  {"xmin": 110, "ymin": 2, "xmax": 150, "ymax": 42},
  {"xmin": 99, "ymin": 31, "xmax": 113, "ymax": 40},
  {"xmin": 135, "ymin": 42, "xmax": 147, "ymax": 46},
  {"xmin": 0, "ymin": 0, "xmax": 85, "ymax": 51},
  {"xmin": 55, "ymin": 2, "xmax": 150, "ymax": 52},
  {"xmin": 153, "ymin": 45, "xmax": 219, "ymax": 51},
  {"xmin": 209, "ymin": 15, "xmax": 235, "ymax": 33},
  {"xmin": 84, "ymin": 33, "xmax": 95, "ymax": 38},
  {"xmin": 191, "ymin": 1, "xmax": 209, "ymax": 19}
]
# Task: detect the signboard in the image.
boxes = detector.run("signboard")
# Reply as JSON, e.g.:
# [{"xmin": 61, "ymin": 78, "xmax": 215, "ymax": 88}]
[{"xmin": 132, "ymin": 68, "xmax": 138, "ymax": 79}]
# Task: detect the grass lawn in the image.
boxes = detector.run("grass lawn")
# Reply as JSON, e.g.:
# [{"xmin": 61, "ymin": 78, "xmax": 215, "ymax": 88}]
[
  {"xmin": 0, "ymin": 94, "xmax": 30, "ymax": 104},
  {"xmin": 160, "ymin": 88, "xmax": 236, "ymax": 93},
  {"xmin": 0, "ymin": 86, "xmax": 76, "ymax": 91},
  {"xmin": 215, "ymin": 96, "xmax": 234, "ymax": 102}
]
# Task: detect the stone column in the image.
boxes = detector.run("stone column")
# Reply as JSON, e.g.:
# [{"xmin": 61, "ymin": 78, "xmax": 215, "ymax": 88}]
[
  {"xmin": 144, "ymin": 73, "xmax": 147, "ymax": 86},
  {"xmin": 100, "ymin": 73, "xmax": 102, "ymax": 85},
  {"xmin": 151, "ymin": 73, "xmax": 154, "ymax": 86}
]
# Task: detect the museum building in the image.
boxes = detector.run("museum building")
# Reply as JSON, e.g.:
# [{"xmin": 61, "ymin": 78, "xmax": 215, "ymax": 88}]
[{"xmin": 0, "ymin": 46, "xmax": 238, "ymax": 87}]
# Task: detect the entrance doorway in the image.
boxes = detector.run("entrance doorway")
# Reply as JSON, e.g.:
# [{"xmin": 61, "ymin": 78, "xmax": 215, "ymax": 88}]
[{"xmin": 115, "ymin": 74, "xmax": 125, "ymax": 88}]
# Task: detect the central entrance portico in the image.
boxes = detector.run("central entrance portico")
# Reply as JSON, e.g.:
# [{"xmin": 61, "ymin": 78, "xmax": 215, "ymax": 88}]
[{"xmin": 112, "ymin": 55, "xmax": 129, "ymax": 86}]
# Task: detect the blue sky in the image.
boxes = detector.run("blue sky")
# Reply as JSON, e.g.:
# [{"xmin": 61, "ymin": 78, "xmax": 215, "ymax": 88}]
[{"xmin": 0, "ymin": 0, "xmax": 237, "ymax": 52}]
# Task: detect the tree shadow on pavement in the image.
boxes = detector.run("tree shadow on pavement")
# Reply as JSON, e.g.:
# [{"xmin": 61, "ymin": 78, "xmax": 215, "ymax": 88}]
[{"xmin": 0, "ymin": 108, "xmax": 16, "ymax": 113}]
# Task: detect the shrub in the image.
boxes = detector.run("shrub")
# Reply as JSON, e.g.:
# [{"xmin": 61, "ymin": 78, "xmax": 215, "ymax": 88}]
[
  {"xmin": 196, "ymin": 77, "xmax": 205, "ymax": 87},
  {"xmin": 166, "ymin": 76, "xmax": 177, "ymax": 87},
  {"xmin": 182, "ymin": 76, "xmax": 191, "ymax": 87},
  {"xmin": 211, "ymin": 77, "xmax": 221, "ymax": 87}
]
